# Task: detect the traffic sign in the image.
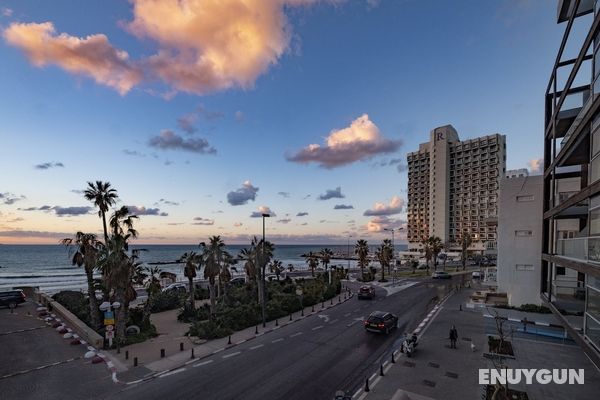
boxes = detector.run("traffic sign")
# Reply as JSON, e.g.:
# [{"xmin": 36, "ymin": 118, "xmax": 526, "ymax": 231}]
[
  {"xmin": 105, "ymin": 330, "xmax": 114, "ymax": 339},
  {"xmin": 106, "ymin": 324, "xmax": 114, "ymax": 331},
  {"xmin": 104, "ymin": 311, "xmax": 115, "ymax": 325}
]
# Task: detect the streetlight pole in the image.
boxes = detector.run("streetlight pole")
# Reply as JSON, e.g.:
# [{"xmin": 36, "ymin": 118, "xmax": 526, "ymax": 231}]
[
  {"xmin": 261, "ymin": 213, "xmax": 270, "ymax": 327},
  {"xmin": 347, "ymin": 235, "xmax": 352, "ymax": 272}
]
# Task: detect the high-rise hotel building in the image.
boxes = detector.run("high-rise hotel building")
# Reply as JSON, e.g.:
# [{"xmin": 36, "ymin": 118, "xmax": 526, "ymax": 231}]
[
  {"xmin": 542, "ymin": 0, "xmax": 600, "ymax": 365},
  {"xmin": 406, "ymin": 125, "xmax": 506, "ymax": 251}
]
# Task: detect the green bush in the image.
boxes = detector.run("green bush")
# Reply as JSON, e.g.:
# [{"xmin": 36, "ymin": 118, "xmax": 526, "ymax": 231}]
[
  {"xmin": 188, "ymin": 320, "xmax": 232, "ymax": 340},
  {"xmin": 123, "ymin": 307, "xmax": 158, "ymax": 346},
  {"xmin": 518, "ymin": 304, "xmax": 552, "ymax": 314},
  {"xmin": 218, "ymin": 303, "xmax": 260, "ymax": 331},
  {"xmin": 151, "ymin": 290, "xmax": 185, "ymax": 313},
  {"xmin": 193, "ymin": 287, "xmax": 210, "ymax": 300},
  {"xmin": 52, "ymin": 291, "xmax": 91, "ymax": 326}
]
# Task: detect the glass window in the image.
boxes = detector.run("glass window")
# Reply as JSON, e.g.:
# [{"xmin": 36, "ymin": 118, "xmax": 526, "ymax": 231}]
[
  {"xmin": 590, "ymin": 209, "xmax": 600, "ymax": 235},
  {"xmin": 588, "ymin": 288, "xmax": 600, "ymax": 320},
  {"xmin": 591, "ymin": 155, "xmax": 600, "ymax": 184},
  {"xmin": 556, "ymin": 266, "xmax": 566, "ymax": 275},
  {"xmin": 516, "ymin": 195, "xmax": 534, "ymax": 202},
  {"xmin": 585, "ymin": 314, "xmax": 600, "ymax": 350}
]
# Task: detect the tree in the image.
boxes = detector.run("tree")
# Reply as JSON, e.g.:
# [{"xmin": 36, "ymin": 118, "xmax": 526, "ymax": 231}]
[
  {"xmin": 238, "ymin": 245, "xmax": 257, "ymax": 284},
  {"xmin": 355, "ymin": 239, "xmax": 370, "ymax": 280},
  {"xmin": 140, "ymin": 266, "xmax": 162, "ymax": 325},
  {"xmin": 199, "ymin": 236, "xmax": 226, "ymax": 317},
  {"xmin": 269, "ymin": 259, "xmax": 283, "ymax": 281},
  {"xmin": 305, "ymin": 251, "xmax": 319, "ymax": 277},
  {"xmin": 459, "ymin": 230, "xmax": 473, "ymax": 271},
  {"xmin": 109, "ymin": 206, "xmax": 138, "ymax": 238},
  {"xmin": 428, "ymin": 236, "xmax": 443, "ymax": 271},
  {"xmin": 84, "ymin": 181, "xmax": 118, "ymax": 245},
  {"xmin": 60, "ymin": 232, "xmax": 103, "ymax": 330},
  {"xmin": 220, "ymin": 252, "xmax": 235, "ymax": 300},
  {"xmin": 319, "ymin": 248, "xmax": 333, "ymax": 272},
  {"xmin": 178, "ymin": 251, "xmax": 200, "ymax": 310},
  {"xmin": 375, "ymin": 243, "xmax": 389, "ymax": 282},
  {"xmin": 383, "ymin": 239, "xmax": 394, "ymax": 275},
  {"xmin": 421, "ymin": 237, "xmax": 432, "ymax": 273}
]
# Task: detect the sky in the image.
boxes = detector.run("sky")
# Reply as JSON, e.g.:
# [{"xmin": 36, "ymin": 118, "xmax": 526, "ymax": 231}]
[{"xmin": 0, "ymin": 0, "xmax": 569, "ymax": 245}]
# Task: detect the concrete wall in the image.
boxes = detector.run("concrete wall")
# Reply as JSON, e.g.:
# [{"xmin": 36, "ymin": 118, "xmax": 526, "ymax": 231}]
[{"xmin": 497, "ymin": 175, "xmax": 543, "ymax": 306}]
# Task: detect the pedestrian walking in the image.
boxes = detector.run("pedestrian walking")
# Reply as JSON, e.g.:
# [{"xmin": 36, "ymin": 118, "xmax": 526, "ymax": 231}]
[{"xmin": 449, "ymin": 325, "xmax": 458, "ymax": 349}]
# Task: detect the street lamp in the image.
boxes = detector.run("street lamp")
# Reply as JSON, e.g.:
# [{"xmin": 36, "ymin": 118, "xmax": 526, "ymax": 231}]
[
  {"xmin": 261, "ymin": 213, "xmax": 270, "ymax": 327},
  {"xmin": 99, "ymin": 301, "xmax": 120, "ymax": 348},
  {"xmin": 347, "ymin": 235, "xmax": 352, "ymax": 272}
]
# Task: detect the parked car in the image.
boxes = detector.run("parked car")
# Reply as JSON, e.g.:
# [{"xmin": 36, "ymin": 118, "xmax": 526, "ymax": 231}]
[
  {"xmin": 0, "ymin": 289, "xmax": 26, "ymax": 308},
  {"xmin": 228, "ymin": 277, "xmax": 246, "ymax": 286},
  {"xmin": 357, "ymin": 285, "xmax": 375, "ymax": 300},
  {"xmin": 472, "ymin": 271, "xmax": 483, "ymax": 279},
  {"xmin": 432, "ymin": 271, "xmax": 451, "ymax": 279},
  {"xmin": 364, "ymin": 311, "xmax": 399, "ymax": 334},
  {"xmin": 162, "ymin": 283, "xmax": 187, "ymax": 294},
  {"xmin": 416, "ymin": 263, "xmax": 428, "ymax": 270}
]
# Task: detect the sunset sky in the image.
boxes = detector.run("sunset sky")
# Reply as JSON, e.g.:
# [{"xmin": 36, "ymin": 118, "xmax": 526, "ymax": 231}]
[{"xmin": 0, "ymin": 0, "xmax": 567, "ymax": 244}]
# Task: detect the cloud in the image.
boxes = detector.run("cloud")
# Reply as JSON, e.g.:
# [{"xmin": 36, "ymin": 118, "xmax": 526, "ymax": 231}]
[
  {"xmin": 19, "ymin": 205, "xmax": 52, "ymax": 211},
  {"xmin": 0, "ymin": 192, "xmax": 26, "ymax": 205},
  {"xmin": 2, "ymin": 8, "xmax": 13, "ymax": 17},
  {"xmin": 126, "ymin": 205, "xmax": 168, "ymax": 216},
  {"xmin": 300, "ymin": 222, "xmax": 308, "ymax": 226},
  {"xmin": 366, "ymin": 0, "xmax": 381, "ymax": 9},
  {"xmin": 363, "ymin": 196, "xmax": 404, "ymax": 216},
  {"xmin": 0, "ymin": 230, "xmax": 72, "ymax": 239},
  {"xmin": 148, "ymin": 130, "xmax": 216, "ymax": 154},
  {"xmin": 318, "ymin": 187, "xmax": 345, "ymax": 200},
  {"xmin": 192, "ymin": 217, "xmax": 215, "ymax": 225},
  {"xmin": 3, "ymin": 22, "xmax": 142, "ymax": 95},
  {"xmin": 70, "ymin": 189, "xmax": 85, "ymax": 194},
  {"xmin": 235, "ymin": 111, "xmax": 244, "ymax": 122},
  {"xmin": 528, "ymin": 158, "xmax": 543, "ymax": 174},
  {"xmin": 53, "ymin": 206, "xmax": 92, "ymax": 216},
  {"xmin": 278, "ymin": 191, "xmax": 290, "ymax": 198},
  {"xmin": 286, "ymin": 114, "xmax": 401, "ymax": 168},
  {"xmin": 34, "ymin": 161, "xmax": 64, "ymax": 169},
  {"xmin": 7, "ymin": 217, "xmax": 25, "ymax": 223},
  {"xmin": 303, "ymin": 194, "xmax": 311, "ymax": 200},
  {"xmin": 234, "ymin": 222, "xmax": 243, "ymax": 227},
  {"xmin": 366, "ymin": 216, "xmax": 406, "ymax": 233},
  {"xmin": 250, "ymin": 205, "xmax": 276, "ymax": 218},
  {"xmin": 277, "ymin": 218, "xmax": 292, "ymax": 224},
  {"xmin": 158, "ymin": 198, "xmax": 179, "ymax": 206},
  {"xmin": 167, "ymin": 222, "xmax": 184, "ymax": 226},
  {"xmin": 334, "ymin": 204, "xmax": 354, "ymax": 210},
  {"xmin": 123, "ymin": 149, "xmax": 146, "ymax": 157},
  {"xmin": 177, "ymin": 112, "xmax": 198, "ymax": 134},
  {"xmin": 296, "ymin": 212, "xmax": 309, "ymax": 217},
  {"xmin": 227, "ymin": 180, "xmax": 259, "ymax": 206}
]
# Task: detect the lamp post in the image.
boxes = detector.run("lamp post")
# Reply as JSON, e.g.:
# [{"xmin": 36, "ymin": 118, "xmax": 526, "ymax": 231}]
[
  {"xmin": 261, "ymin": 213, "xmax": 270, "ymax": 327},
  {"xmin": 347, "ymin": 235, "xmax": 352, "ymax": 272},
  {"xmin": 99, "ymin": 301, "xmax": 120, "ymax": 349}
]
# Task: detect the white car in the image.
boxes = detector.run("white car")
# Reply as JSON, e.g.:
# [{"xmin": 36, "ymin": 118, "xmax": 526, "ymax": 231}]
[
  {"xmin": 162, "ymin": 283, "xmax": 187, "ymax": 293},
  {"xmin": 472, "ymin": 271, "xmax": 483, "ymax": 279}
]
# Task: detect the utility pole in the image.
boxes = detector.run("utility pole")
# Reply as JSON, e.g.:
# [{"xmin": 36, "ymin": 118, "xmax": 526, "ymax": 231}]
[{"xmin": 261, "ymin": 213, "xmax": 270, "ymax": 327}]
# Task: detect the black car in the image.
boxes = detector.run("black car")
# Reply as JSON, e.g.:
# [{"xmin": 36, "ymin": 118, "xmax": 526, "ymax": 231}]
[
  {"xmin": 0, "ymin": 289, "xmax": 26, "ymax": 308},
  {"xmin": 357, "ymin": 285, "xmax": 375, "ymax": 300},
  {"xmin": 364, "ymin": 311, "xmax": 398, "ymax": 334}
]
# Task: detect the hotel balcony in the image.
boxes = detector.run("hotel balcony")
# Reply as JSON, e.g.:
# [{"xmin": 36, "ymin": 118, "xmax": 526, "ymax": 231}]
[{"xmin": 556, "ymin": 237, "xmax": 600, "ymax": 264}]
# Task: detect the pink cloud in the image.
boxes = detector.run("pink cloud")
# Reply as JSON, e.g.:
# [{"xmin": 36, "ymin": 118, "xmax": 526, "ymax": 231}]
[
  {"xmin": 528, "ymin": 158, "xmax": 543, "ymax": 174},
  {"xmin": 363, "ymin": 196, "xmax": 404, "ymax": 216},
  {"xmin": 3, "ymin": 22, "xmax": 142, "ymax": 95},
  {"xmin": 286, "ymin": 114, "xmax": 402, "ymax": 168}
]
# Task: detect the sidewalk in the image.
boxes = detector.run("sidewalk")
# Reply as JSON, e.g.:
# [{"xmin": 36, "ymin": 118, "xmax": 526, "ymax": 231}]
[
  {"xmin": 359, "ymin": 287, "xmax": 600, "ymax": 400},
  {"xmin": 104, "ymin": 290, "xmax": 354, "ymax": 382}
]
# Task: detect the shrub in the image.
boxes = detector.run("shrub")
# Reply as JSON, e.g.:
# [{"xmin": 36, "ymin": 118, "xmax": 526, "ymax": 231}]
[
  {"xmin": 218, "ymin": 303, "xmax": 260, "ymax": 331},
  {"xmin": 189, "ymin": 320, "xmax": 232, "ymax": 340},
  {"xmin": 123, "ymin": 307, "xmax": 157, "ymax": 346},
  {"xmin": 52, "ymin": 291, "xmax": 91, "ymax": 326},
  {"xmin": 151, "ymin": 290, "xmax": 184, "ymax": 313},
  {"xmin": 518, "ymin": 304, "xmax": 551, "ymax": 314}
]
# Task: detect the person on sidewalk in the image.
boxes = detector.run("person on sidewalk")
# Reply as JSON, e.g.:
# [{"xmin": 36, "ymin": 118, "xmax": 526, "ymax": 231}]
[{"xmin": 449, "ymin": 325, "xmax": 458, "ymax": 349}]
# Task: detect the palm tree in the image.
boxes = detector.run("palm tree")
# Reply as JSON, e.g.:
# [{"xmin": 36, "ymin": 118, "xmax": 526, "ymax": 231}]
[
  {"xmin": 421, "ymin": 237, "xmax": 432, "ymax": 273},
  {"xmin": 60, "ymin": 232, "xmax": 102, "ymax": 330},
  {"xmin": 109, "ymin": 206, "xmax": 138, "ymax": 238},
  {"xmin": 355, "ymin": 239, "xmax": 370, "ymax": 280},
  {"xmin": 84, "ymin": 181, "xmax": 118, "ymax": 245},
  {"xmin": 459, "ymin": 230, "xmax": 472, "ymax": 270},
  {"xmin": 220, "ymin": 252, "xmax": 235, "ymax": 301},
  {"xmin": 382, "ymin": 238, "xmax": 394, "ymax": 275},
  {"xmin": 269, "ymin": 259, "xmax": 283, "ymax": 281},
  {"xmin": 428, "ymin": 236, "xmax": 443, "ymax": 271},
  {"xmin": 239, "ymin": 246, "xmax": 257, "ymax": 284},
  {"xmin": 305, "ymin": 251, "xmax": 319, "ymax": 277},
  {"xmin": 319, "ymin": 248, "xmax": 333, "ymax": 272},
  {"xmin": 200, "ymin": 236, "xmax": 226, "ymax": 316},
  {"xmin": 375, "ymin": 243, "xmax": 388, "ymax": 282},
  {"xmin": 140, "ymin": 266, "xmax": 162, "ymax": 324},
  {"xmin": 178, "ymin": 251, "xmax": 200, "ymax": 310}
]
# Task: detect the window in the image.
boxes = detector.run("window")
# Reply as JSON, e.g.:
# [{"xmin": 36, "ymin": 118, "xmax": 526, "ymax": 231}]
[
  {"xmin": 516, "ymin": 195, "xmax": 534, "ymax": 202},
  {"xmin": 515, "ymin": 264, "xmax": 534, "ymax": 271},
  {"xmin": 556, "ymin": 266, "xmax": 566, "ymax": 275},
  {"xmin": 515, "ymin": 230, "xmax": 533, "ymax": 237}
]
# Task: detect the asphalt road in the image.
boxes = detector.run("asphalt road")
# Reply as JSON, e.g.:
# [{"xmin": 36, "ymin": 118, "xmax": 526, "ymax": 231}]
[{"xmin": 111, "ymin": 276, "xmax": 460, "ymax": 400}]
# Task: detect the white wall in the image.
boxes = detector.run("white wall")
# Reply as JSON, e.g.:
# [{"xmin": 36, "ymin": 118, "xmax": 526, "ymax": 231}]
[{"xmin": 497, "ymin": 175, "xmax": 543, "ymax": 306}]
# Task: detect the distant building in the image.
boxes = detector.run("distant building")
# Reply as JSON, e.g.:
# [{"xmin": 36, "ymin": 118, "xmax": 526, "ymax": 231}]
[
  {"xmin": 505, "ymin": 169, "xmax": 529, "ymax": 178},
  {"xmin": 542, "ymin": 0, "xmax": 600, "ymax": 364},
  {"xmin": 497, "ymin": 175, "xmax": 543, "ymax": 306},
  {"xmin": 406, "ymin": 125, "xmax": 506, "ymax": 252}
]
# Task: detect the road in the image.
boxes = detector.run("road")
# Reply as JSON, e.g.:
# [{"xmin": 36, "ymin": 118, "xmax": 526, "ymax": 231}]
[{"xmin": 111, "ymin": 276, "xmax": 461, "ymax": 400}]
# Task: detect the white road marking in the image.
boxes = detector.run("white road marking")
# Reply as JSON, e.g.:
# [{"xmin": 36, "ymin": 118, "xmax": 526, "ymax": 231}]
[
  {"xmin": 312, "ymin": 325, "xmax": 324, "ymax": 331},
  {"xmin": 236, "ymin": 340, "xmax": 246, "ymax": 345},
  {"xmin": 222, "ymin": 351, "xmax": 241, "ymax": 359},
  {"xmin": 290, "ymin": 332, "xmax": 303, "ymax": 338},
  {"xmin": 344, "ymin": 313, "xmax": 351, "ymax": 317},
  {"xmin": 193, "ymin": 360, "xmax": 214, "ymax": 368},
  {"xmin": 249, "ymin": 344, "xmax": 264, "ymax": 350},
  {"xmin": 159, "ymin": 368, "xmax": 185, "ymax": 378},
  {"xmin": 272, "ymin": 338, "xmax": 284, "ymax": 343},
  {"xmin": 329, "ymin": 319, "xmax": 339, "ymax": 324},
  {"xmin": 318, "ymin": 314, "xmax": 330, "ymax": 323}
]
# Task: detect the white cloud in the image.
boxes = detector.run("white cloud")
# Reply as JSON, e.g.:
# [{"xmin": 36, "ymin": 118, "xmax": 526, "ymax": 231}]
[
  {"xmin": 363, "ymin": 196, "xmax": 404, "ymax": 216},
  {"xmin": 528, "ymin": 158, "xmax": 543, "ymax": 174},
  {"xmin": 250, "ymin": 205, "xmax": 276, "ymax": 218}
]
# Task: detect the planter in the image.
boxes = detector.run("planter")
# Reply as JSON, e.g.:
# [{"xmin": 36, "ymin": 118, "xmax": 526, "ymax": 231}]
[
  {"xmin": 488, "ymin": 336, "xmax": 514, "ymax": 356},
  {"xmin": 483, "ymin": 385, "xmax": 529, "ymax": 400}
]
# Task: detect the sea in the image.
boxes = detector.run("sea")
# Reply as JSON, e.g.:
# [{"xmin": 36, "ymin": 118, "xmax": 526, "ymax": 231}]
[{"xmin": 0, "ymin": 244, "xmax": 407, "ymax": 293}]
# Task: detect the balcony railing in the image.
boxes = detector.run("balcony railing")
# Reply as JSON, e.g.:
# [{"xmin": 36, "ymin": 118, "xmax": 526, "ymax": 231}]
[{"xmin": 556, "ymin": 237, "xmax": 600, "ymax": 263}]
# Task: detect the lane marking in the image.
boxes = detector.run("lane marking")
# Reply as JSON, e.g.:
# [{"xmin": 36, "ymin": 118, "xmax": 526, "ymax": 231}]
[
  {"xmin": 329, "ymin": 319, "xmax": 339, "ymax": 324},
  {"xmin": 344, "ymin": 313, "xmax": 351, "ymax": 317},
  {"xmin": 249, "ymin": 344, "xmax": 264, "ymax": 350},
  {"xmin": 222, "ymin": 351, "xmax": 241, "ymax": 359},
  {"xmin": 312, "ymin": 325, "xmax": 324, "ymax": 331},
  {"xmin": 272, "ymin": 338, "xmax": 284, "ymax": 343},
  {"xmin": 158, "ymin": 368, "xmax": 185, "ymax": 378},
  {"xmin": 290, "ymin": 332, "xmax": 303, "ymax": 338},
  {"xmin": 212, "ymin": 348, "xmax": 224, "ymax": 355},
  {"xmin": 192, "ymin": 360, "xmax": 214, "ymax": 368},
  {"xmin": 236, "ymin": 340, "xmax": 246, "ymax": 345}
]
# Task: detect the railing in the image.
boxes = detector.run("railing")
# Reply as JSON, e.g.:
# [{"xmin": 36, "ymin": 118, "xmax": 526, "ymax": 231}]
[
  {"xmin": 556, "ymin": 237, "xmax": 600, "ymax": 263},
  {"xmin": 560, "ymin": 89, "xmax": 592, "ymax": 147}
]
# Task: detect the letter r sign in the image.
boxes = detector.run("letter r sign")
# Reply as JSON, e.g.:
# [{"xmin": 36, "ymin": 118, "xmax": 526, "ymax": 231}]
[{"xmin": 436, "ymin": 132, "xmax": 444, "ymax": 141}]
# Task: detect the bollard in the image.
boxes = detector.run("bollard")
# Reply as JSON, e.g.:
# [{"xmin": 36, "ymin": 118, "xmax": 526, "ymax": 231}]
[
  {"xmin": 255, "ymin": 325, "xmax": 259, "ymax": 335},
  {"xmin": 391, "ymin": 352, "xmax": 396, "ymax": 364},
  {"xmin": 289, "ymin": 313, "xmax": 292, "ymax": 321},
  {"xmin": 312, "ymin": 305, "xmax": 315, "ymax": 312},
  {"xmin": 125, "ymin": 350, "xmax": 129, "ymax": 360},
  {"xmin": 160, "ymin": 349, "xmax": 165, "ymax": 358},
  {"xmin": 275, "ymin": 319, "xmax": 279, "ymax": 327},
  {"xmin": 117, "ymin": 346, "xmax": 121, "ymax": 354},
  {"xmin": 228, "ymin": 335, "xmax": 232, "ymax": 345},
  {"xmin": 380, "ymin": 364, "xmax": 384, "ymax": 376},
  {"xmin": 330, "ymin": 298, "xmax": 333, "ymax": 305},
  {"xmin": 338, "ymin": 296, "xmax": 341, "ymax": 303},
  {"xmin": 180, "ymin": 342, "xmax": 184, "ymax": 351},
  {"xmin": 321, "ymin": 301, "xmax": 324, "ymax": 309},
  {"xmin": 459, "ymin": 304, "xmax": 462, "ymax": 311},
  {"xmin": 365, "ymin": 377, "xmax": 370, "ymax": 392},
  {"xmin": 133, "ymin": 357, "xmax": 138, "ymax": 367},
  {"xmin": 301, "ymin": 308, "xmax": 304, "ymax": 317},
  {"xmin": 191, "ymin": 348, "xmax": 195, "ymax": 359}
]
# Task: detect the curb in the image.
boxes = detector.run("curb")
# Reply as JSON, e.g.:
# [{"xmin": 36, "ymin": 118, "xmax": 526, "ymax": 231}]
[
  {"xmin": 122, "ymin": 291, "xmax": 355, "ymax": 386},
  {"xmin": 351, "ymin": 290, "xmax": 455, "ymax": 400}
]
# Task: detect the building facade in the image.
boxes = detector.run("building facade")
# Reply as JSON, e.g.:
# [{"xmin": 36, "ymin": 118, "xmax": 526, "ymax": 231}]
[
  {"xmin": 406, "ymin": 125, "xmax": 506, "ymax": 251},
  {"xmin": 542, "ymin": 0, "xmax": 600, "ymax": 365},
  {"xmin": 497, "ymin": 175, "xmax": 543, "ymax": 307}
]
